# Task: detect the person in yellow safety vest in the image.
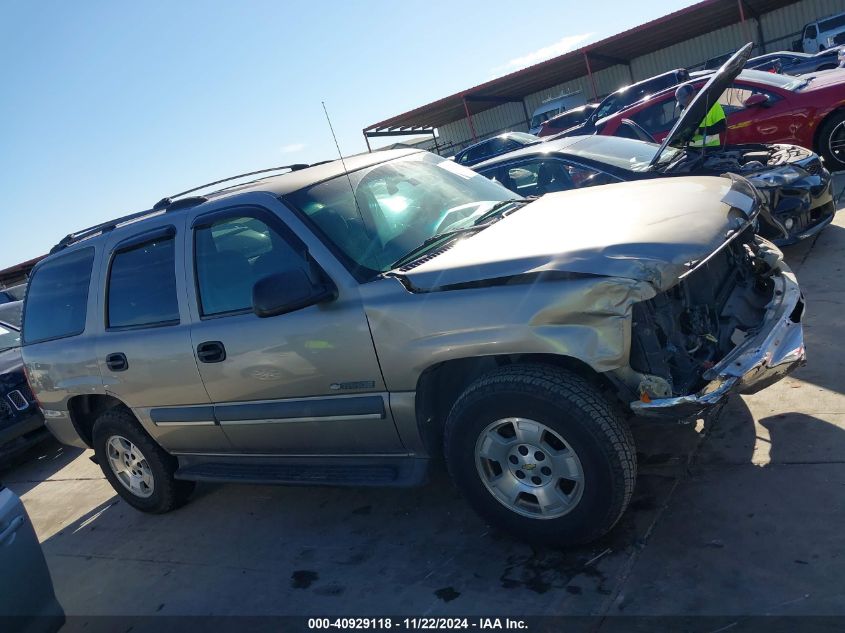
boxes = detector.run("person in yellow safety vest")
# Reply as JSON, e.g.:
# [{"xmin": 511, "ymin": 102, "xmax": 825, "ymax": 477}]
[{"xmin": 674, "ymin": 83, "xmax": 727, "ymax": 148}]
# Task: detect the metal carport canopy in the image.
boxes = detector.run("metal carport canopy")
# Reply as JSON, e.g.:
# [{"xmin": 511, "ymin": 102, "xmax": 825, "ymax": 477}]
[{"xmin": 363, "ymin": 0, "xmax": 798, "ymax": 137}]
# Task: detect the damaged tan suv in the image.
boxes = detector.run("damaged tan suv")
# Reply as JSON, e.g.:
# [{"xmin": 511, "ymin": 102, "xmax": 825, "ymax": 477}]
[{"xmin": 21, "ymin": 150, "xmax": 805, "ymax": 545}]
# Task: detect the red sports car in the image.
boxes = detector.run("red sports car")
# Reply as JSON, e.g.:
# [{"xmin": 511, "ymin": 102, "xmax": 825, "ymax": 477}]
[{"xmin": 595, "ymin": 67, "xmax": 845, "ymax": 170}]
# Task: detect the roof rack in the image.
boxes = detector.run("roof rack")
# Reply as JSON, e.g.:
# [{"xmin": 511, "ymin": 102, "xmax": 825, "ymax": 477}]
[
  {"xmin": 152, "ymin": 163, "xmax": 311, "ymax": 210},
  {"xmin": 51, "ymin": 163, "xmax": 313, "ymax": 254}
]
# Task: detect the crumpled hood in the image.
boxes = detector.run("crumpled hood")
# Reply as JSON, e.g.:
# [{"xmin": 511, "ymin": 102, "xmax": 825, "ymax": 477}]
[{"xmin": 397, "ymin": 176, "xmax": 758, "ymax": 293}]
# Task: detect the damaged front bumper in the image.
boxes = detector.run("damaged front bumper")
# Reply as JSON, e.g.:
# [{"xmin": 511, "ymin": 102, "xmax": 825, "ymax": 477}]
[{"xmin": 630, "ymin": 267, "xmax": 805, "ymax": 420}]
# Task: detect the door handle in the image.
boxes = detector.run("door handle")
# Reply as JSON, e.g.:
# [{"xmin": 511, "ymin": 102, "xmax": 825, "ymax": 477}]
[
  {"xmin": 106, "ymin": 352, "xmax": 128, "ymax": 372},
  {"xmin": 197, "ymin": 341, "xmax": 226, "ymax": 363},
  {"xmin": 0, "ymin": 515, "xmax": 24, "ymax": 545}
]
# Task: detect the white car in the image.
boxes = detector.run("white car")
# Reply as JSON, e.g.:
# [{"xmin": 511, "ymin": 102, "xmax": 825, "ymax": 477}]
[{"xmin": 797, "ymin": 11, "xmax": 845, "ymax": 53}]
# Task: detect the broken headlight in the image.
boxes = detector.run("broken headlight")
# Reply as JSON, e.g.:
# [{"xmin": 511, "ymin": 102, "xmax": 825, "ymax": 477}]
[{"xmin": 756, "ymin": 165, "xmax": 809, "ymax": 187}]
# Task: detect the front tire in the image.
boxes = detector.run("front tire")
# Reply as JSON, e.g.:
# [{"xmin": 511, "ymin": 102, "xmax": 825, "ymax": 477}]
[
  {"xmin": 93, "ymin": 407, "xmax": 194, "ymax": 513},
  {"xmin": 818, "ymin": 111, "xmax": 845, "ymax": 171},
  {"xmin": 444, "ymin": 364, "xmax": 636, "ymax": 546}
]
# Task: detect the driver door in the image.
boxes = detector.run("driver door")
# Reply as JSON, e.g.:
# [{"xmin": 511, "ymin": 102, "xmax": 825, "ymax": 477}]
[
  {"xmin": 185, "ymin": 200, "xmax": 405, "ymax": 454},
  {"xmin": 803, "ymin": 25, "xmax": 819, "ymax": 53}
]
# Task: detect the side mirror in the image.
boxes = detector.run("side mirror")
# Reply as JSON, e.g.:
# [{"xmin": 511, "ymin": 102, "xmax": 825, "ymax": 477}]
[
  {"xmin": 743, "ymin": 93, "xmax": 769, "ymax": 108},
  {"xmin": 252, "ymin": 269, "xmax": 337, "ymax": 318}
]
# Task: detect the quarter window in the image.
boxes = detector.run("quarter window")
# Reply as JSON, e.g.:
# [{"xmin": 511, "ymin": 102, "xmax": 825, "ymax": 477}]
[
  {"xmin": 194, "ymin": 214, "xmax": 309, "ymax": 317},
  {"xmin": 108, "ymin": 236, "xmax": 179, "ymax": 329},
  {"xmin": 23, "ymin": 247, "xmax": 95, "ymax": 344}
]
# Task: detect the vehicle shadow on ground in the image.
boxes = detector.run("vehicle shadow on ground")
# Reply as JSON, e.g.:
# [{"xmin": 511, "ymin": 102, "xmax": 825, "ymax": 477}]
[
  {"xmin": 37, "ymin": 410, "xmax": 742, "ymax": 618},
  {"xmin": 602, "ymin": 406, "xmax": 845, "ymax": 619},
  {"xmin": 0, "ymin": 438, "xmax": 85, "ymax": 498}
]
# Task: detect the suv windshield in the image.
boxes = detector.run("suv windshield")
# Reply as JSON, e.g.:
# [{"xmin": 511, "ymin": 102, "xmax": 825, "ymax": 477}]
[{"xmin": 285, "ymin": 153, "xmax": 519, "ymax": 279}]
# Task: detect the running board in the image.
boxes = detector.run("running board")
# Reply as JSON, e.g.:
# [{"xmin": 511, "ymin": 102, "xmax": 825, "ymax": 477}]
[{"xmin": 174, "ymin": 454, "xmax": 428, "ymax": 488}]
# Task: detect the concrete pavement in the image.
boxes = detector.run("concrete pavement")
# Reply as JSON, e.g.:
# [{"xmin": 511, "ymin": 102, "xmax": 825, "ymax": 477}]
[{"xmin": 3, "ymin": 175, "xmax": 845, "ymax": 624}]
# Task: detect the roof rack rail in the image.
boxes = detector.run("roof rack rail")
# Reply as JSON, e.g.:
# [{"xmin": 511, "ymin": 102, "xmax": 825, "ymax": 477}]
[
  {"xmin": 50, "ymin": 162, "xmax": 314, "ymax": 254},
  {"xmin": 152, "ymin": 163, "xmax": 311, "ymax": 210}
]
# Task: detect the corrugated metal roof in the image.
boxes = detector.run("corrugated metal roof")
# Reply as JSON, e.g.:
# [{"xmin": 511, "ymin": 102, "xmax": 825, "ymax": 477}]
[{"xmin": 363, "ymin": 0, "xmax": 800, "ymax": 133}]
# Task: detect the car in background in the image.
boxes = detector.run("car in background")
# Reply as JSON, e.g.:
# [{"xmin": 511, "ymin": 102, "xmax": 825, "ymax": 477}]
[
  {"xmin": 528, "ymin": 93, "xmax": 586, "ymax": 134},
  {"xmin": 475, "ymin": 134, "xmax": 833, "ymax": 246},
  {"xmin": 536, "ymin": 103, "xmax": 598, "ymax": 137},
  {"xmin": 0, "ymin": 284, "xmax": 26, "ymax": 305},
  {"xmin": 453, "ymin": 132, "xmax": 540, "ymax": 167},
  {"xmin": 553, "ymin": 69, "xmax": 692, "ymax": 138},
  {"xmin": 0, "ymin": 301, "xmax": 48, "ymax": 463},
  {"xmin": 747, "ymin": 47, "xmax": 844, "ymax": 75},
  {"xmin": 0, "ymin": 484, "xmax": 64, "ymax": 632},
  {"xmin": 593, "ymin": 61, "xmax": 845, "ymax": 171},
  {"xmin": 478, "ymin": 46, "xmax": 834, "ymax": 246},
  {"xmin": 794, "ymin": 11, "xmax": 845, "ymax": 53}
]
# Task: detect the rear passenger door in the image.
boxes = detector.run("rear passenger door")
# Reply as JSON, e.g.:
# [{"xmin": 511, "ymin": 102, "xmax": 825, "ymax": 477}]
[
  {"xmin": 185, "ymin": 199, "xmax": 404, "ymax": 455},
  {"xmin": 95, "ymin": 215, "xmax": 231, "ymax": 453}
]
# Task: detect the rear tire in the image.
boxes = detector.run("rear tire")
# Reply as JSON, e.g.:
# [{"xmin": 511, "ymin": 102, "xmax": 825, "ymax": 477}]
[
  {"xmin": 444, "ymin": 364, "xmax": 636, "ymax": 547},
  {"xmin": 817, "ymin": 111, "xmax": 845, "ymax": 172},
  {"xmin": 93, "ymin": 407, "xmax": 194, "ymax": 513}
]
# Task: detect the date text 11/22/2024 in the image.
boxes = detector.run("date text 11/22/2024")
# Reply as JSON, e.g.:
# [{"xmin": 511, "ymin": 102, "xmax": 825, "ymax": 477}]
[{"xmin": 307, "ymin": 618, "xmax": 528, "ymax": 630}]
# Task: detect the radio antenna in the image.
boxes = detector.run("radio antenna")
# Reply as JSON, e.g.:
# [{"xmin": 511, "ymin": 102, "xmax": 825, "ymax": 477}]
[{"xmin": 322, "ymin": 101, "xmax": 367, "ymax": 228}]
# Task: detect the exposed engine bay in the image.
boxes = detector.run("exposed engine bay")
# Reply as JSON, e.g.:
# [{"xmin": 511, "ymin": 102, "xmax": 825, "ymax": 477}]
[
  {"xmin": 655, "ymin": 143, "xmax": 833, "ymax": 246},
  {"xmin": 656, "ymin": 143, "xmax": 820, "ymax": 175},
  {"xmin": 629, "ymin": 225, "xmax": 782, "ymax": 398}
]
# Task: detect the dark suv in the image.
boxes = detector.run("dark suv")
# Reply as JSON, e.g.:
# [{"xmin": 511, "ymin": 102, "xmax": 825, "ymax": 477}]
[
  {"xmin": 553, "ymin": 69, "xmax": 691, "ymax": 138},
  {"xmin": 0, "ymin": 301, "xmax": 47, "ymax": 461},
  {"xmin": 453, "ymin": 132, "xmax": 540, "ymax": 166}
]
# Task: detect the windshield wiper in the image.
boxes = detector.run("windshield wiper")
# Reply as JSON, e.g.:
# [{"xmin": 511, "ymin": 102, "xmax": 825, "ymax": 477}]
[
  {"xmin": 390, "ymin": 226, "xmax": 485, "ymax": 270},
  {"xmin": 472, "ymin": 198, "xmax": 531, "ymax": 226},
  {"xmin": 390, "ymin": 199, "xmax": 531, "ymax": 271}
]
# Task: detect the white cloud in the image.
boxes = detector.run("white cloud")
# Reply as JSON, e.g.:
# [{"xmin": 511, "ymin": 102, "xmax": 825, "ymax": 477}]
[
  {"xmin": 280, "ymin": 143, "xmax": 306, "ymax": 154},
  {"xmin": 491, "ymin": 33, "xmax": 595, "ymax": 77}
]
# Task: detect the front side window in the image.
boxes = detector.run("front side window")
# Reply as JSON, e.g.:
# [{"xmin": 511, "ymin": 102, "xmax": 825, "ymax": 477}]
[
  {"xmin": 718, "ymin": 85, "xmax": 779, "ymax": 114},
  {"xmin": 285, "ymin": 153, "xmax": 517, "ymax": 279},
  {"xmin": 482, "ymin": 159, "xmax": 617, "ymax": 197},
  {"xmin": 195, "ymin": 214, "xmax": 309, "ymax": 317},
  {"xmin": 108, "ymin": 236, "xmax": 179, "ymax": 329},
  {"xmin": 23, "ymin": 247, "xmax": 94, "ymax": 344},
  {"xmin": 805, "ymin": 24, "xmax": 818, "ymax": 38},
  {"xmin": 631, "ymin": 97, "xmax": 680, "ymax": 135}
]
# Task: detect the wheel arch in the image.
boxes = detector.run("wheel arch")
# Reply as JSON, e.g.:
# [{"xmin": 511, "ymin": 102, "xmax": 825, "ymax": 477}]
[
  {"xmin": 66, "ymin": 394, "xmax": 128, "ymax": 447},
  {"xmin": 414, "ymin": 353, "xmax": 617, "ymax": 457},
  {"xmin": 812, "ymin": 106, "xmax": 845, "ymax": 154}
]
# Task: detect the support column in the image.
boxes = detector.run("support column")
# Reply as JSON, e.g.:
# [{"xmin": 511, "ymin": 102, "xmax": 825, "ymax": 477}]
[
  {"xmin": 462, "ymin": 97, "xmax": 478, "ymax": 142},
  {"xmin": 583, "ymin": 52, "xmax": 599, "ymax": 100}
]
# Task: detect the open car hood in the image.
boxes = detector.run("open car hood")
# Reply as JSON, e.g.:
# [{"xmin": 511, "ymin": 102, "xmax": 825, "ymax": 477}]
[
  {"xmin": 396, "ymin": 175, "xmax": 760, "ymax": 293},
  {"xmin": 649, "ymin": 43, "xmax": 753, "ymax": 168}
]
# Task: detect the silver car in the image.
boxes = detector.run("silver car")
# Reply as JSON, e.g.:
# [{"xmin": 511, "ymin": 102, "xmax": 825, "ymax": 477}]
[
  {"xmin": 20, "ymin": 151, "xmax": 805, "ymax": 545},
  {"xmin": 0, "ymin": 485, "xmax": 64, "ymax": 631}
]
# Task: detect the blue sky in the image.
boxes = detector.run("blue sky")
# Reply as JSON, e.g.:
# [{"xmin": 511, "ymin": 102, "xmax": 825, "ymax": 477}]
[{"xmin": 0, "ymin": 0, "xmax": 697, "ymax": 269}]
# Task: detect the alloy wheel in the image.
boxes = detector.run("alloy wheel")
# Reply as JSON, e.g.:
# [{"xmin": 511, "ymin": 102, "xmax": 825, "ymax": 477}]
[
  {"xmin": 105, "ymin": 435, "xmax": 155, "ymax": 498},
  {"xmin": 474, "ymin": 417, "xmax": 584, "ymax": 519}
]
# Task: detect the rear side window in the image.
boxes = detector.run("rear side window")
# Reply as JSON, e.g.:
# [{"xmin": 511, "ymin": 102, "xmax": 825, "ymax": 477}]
[
  {"xmin": 24, "ymin": 247, "xmax": 95, "ymax": 344},
  {"xmin": 108, "ymin": 235, "xmax": 179, "ymax": 329}
]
